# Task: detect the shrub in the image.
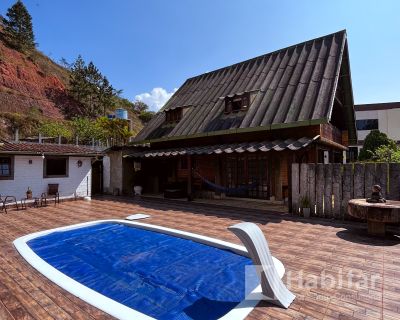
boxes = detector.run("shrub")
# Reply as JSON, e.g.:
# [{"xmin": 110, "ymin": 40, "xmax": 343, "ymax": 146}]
[{"xmin": 358, "ymin": 130, "xmax": 396, "ymax": 161}]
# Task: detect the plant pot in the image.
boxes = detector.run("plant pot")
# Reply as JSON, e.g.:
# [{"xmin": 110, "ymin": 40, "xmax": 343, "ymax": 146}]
[{"xmin": 302, "ymin": 207, "xmax": 311, "ymax": 218}]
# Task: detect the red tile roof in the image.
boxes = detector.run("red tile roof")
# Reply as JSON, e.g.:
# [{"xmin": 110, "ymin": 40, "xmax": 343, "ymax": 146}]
[{"xmin": 0, "ymin": 140, "xmax": 102, "ymax": 156}]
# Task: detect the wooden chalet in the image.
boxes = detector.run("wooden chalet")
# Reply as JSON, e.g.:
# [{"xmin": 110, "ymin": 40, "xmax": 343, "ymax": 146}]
[{"xmin": 125, "ymin": 30, "xmax": 357, "ymax": 203}]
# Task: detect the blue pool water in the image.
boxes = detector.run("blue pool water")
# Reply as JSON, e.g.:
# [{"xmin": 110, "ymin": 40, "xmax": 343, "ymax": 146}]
[{"xmin": 28, "ymin": 223, "xmax": 259, "ymax": 320}]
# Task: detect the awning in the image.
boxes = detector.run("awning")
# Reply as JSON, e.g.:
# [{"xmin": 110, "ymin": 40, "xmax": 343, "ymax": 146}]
[{"xmin": 124, "ymin": 136, "xmax": 319, "ymax": 158}]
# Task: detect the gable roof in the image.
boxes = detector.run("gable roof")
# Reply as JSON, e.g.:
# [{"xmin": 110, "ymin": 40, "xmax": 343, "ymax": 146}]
[
  {"xmin": 0, "ymin": 140, "xmax": 102, "ymax": 156},
  {"xmin": 135, "ymin": 30, "xmax": 353, "ymax": 143}
]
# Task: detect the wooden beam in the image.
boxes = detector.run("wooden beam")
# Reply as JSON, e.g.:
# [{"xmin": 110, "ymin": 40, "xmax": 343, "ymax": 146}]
[{"xmin": 187, "ymin": 155, "xmax": 193, "ymax": 201}]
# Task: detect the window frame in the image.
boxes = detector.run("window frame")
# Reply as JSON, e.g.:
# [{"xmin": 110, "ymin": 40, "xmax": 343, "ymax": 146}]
[
  {"xmin": 0, "ymin": 155, "xmax": 14, "ymax": 180},
  {"xmin": 224, "ymin": 93, "xmax": 250, "ymax": 114},
  {"xmin": 165, "ymin": 107, "xmax": 183, "ymax": 124},
  {"xmin": 43, "ymin": 156, "xmax": 69, "ymax": 178}
]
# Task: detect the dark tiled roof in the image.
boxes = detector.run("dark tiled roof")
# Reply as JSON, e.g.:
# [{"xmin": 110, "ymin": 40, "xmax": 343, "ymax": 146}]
[
  {"xmin": 355, "ymin": 102, "xmax": 400, "ymax": 111},
  {"xmin": 135, "ymin": 30, "xmax": 349, "ymax": 142},
  {"xmin": 125, "ymin": 136, "xmax": 319, "ymax": 158},
  {"xmin": 0, "ymin": 141, "xmax": 102, "ymax": 156}
]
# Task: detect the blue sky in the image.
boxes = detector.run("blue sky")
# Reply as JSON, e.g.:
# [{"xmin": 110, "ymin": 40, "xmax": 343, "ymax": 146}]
[{"xmin": 1, "ymin": 1, "xmax": 399, "ymax": 111}]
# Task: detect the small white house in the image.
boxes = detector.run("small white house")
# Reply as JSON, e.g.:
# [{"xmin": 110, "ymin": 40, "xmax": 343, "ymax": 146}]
[{"xmin": 0, "ymin": 140, "xmax": 101, "ymax": 200}]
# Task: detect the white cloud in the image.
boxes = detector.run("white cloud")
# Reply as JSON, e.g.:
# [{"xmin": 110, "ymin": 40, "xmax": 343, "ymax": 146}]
[{"xmin": 135, "ymin": 87, "xmax": 178, "ymax": 112}]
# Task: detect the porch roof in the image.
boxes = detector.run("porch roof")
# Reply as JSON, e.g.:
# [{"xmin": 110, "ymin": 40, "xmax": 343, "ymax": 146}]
[{"xmin": 124, "ymin": 136, "xmax": 319, "ymax": 158}]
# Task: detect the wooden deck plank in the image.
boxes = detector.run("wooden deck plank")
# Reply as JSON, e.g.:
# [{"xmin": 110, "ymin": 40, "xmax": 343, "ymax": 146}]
[{"xmin": 0, "ymin": 197, "xmax": 398, "ymax": 320}]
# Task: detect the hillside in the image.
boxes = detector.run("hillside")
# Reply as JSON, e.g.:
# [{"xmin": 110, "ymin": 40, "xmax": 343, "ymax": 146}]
[{"xmin": 0, "ymin": 28, "xmax": 143, "ymax": 140}]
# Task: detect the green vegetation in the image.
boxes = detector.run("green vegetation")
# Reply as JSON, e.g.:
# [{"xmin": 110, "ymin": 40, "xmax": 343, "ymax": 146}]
[
  {"xmin": 133, "ymin": 100, "xmax": 155, "ymax": 123},
  {"xmin": 0, "ymin": 107, "xmax": 42, "ymax": 137},
  {"xmin": 358, "ymin": 130, "xmax": 397, "ymax": 161},
  {"xmin": 3, "ymin": 0, "xmax": 35, "ymax": 52},
  {"xmin": 68, "ymin": 55, "xmax": 120, "ymax": 118},
  {"xmin": 40, "ymin": 120, "xmax": 73, "ymax": 140},
  {"xmin": 39, "ymin": 117, "xmax": 132, "ymax": 146},
  {"xmin": 372, "ymin": 145, "xmax": 400, "ymax": 163},
  {"xmin": 0, "ymin": 2, "xmax": 146, "ymax": 143}
]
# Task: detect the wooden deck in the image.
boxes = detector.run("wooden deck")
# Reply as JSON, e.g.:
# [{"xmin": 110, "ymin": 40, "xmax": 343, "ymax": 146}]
[{"xmin": 0, "ymin": 196, "xmax": 399, "ymax": 319}]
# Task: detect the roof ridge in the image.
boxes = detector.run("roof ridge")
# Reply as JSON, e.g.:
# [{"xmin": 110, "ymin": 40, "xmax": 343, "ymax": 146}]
[{"xmin": 185, "ymin": 30, "xmax": 346, "ymax": 81}]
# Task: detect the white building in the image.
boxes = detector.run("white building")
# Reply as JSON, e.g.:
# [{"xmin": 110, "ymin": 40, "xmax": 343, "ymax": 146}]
[
  {"xmin": 352, "ymin": 102, "xmax": 400, "ymax": 152},
  {"xmin": 0, "ymin": 140, "xmax": 101, "ymax": 201}
]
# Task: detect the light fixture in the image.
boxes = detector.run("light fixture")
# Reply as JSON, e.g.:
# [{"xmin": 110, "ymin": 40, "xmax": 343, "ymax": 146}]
[
  {"xmin": 77, "ymin": 160, "xmax": 83, "ymax": 167},
  {"xmin": 28, "ymin": 159, "xmax": 32, "ymax": 164},
  {"xmin": 41, "ymin": 153, "xmax": 45, "ymax": 159}
]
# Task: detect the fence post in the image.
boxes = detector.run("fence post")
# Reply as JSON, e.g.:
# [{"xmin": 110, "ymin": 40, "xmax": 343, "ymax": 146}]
[
  {"xmin": 299, "ymin": 163, "xmax": 309, "ymax": 215},
  {"xmin": 364, "ymin": 163, "xmax": 376, "ymax": 197},
  {"xmin": 324, "ymin": 164, "xmax": 333, "ymax": 218},
  {"xmin": 291, "ymin": 163, "xmax": 300, "ymax": 214},
  {"xmin": 308, "ymin": 164, "xmax": 316, "ymax": 215},
  {"xmin": 388, "ymin": 163, "xmax": 400, "ymax": 200},
  {"xmin": 342, "ymin": 164, "xmax": 353, "ymax": 219},
  {"xmin": 375, "ymin": 163, "xmax": 388, "ymax": 199},
  {"xmin": 353, "ymin": 163, "xmax": 365, "ymax": 199},
  {"xmin": 332, "ymin": 164, "xmax": 342, "ymax": 219},
  {"xmin": 315, "ymin": 164, "xmax": 325, "ymax": 217}
]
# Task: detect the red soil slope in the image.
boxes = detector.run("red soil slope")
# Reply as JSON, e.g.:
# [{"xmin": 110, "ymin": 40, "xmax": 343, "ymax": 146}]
[{"xmin": 0, "ymin": 38, "xmax": 78, "ymax": 119}]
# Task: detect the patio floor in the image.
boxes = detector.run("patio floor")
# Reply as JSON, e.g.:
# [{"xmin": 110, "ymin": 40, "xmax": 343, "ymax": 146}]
[{"xmin": 0, "ymin": 196, "xmax": 399, "ymax": 319}]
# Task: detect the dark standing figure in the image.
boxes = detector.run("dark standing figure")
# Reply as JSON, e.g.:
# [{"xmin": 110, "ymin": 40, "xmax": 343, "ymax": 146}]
[{"xmin": 366, "ymin": 185, "xmax": 386, "ymax": 203}]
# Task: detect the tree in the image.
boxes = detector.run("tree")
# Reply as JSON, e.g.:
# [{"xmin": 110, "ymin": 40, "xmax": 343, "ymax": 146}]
[
  {"xmin": 71, "ymin": 117, "xmax": 101, "ymax": 143},
  {"xmin": 132, "ymin": 100, "xmax": 150, "ymax": 113},
  {"xmin": 40, "ymin": 121, "xmax": 73, "ymax": 140},
  {"xmin": 3, "ymin": 0, "xmax": 35, "ymax": 51},
  {"xmin": 139, "ymin": 110, "xmax": 155, "ymax": 123},
  {"xmin": 95, "ymin": 117, "xmax": 132, "ymax": 146},
  {"xmin": 358, "ymin": 130, "xmax": 396, "ymax": 161},
  {"xmin": 68, "ymin": 56, "xmax": 119, "ymax": 117},
  {"xmin": 372, "ymin": 145, "xmax": 400, "ymax": 163}
]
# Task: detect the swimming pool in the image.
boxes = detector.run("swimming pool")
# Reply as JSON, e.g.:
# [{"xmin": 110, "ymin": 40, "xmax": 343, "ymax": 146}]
[{"xmin": 14, "ymin": 220, "xmax": 285, "ymax": 320}]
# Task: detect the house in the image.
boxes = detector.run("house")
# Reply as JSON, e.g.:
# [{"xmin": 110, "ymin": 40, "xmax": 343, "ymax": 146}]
[
  {"xmin": 0, "ymin": 140, "xmax": 102, "ymax": 200},
  {"xmin": 121, "ymin": 30, "xmax": 357, "ymax": 204},
  {"xmin": 350, "ymin": 102, "xmax": 400, "ymax": 154}
]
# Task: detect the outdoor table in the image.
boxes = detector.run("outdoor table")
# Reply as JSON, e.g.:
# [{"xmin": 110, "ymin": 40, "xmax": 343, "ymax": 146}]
[{"xmin": 348, "ymin": 199, "xmax": 400, "ymax": 236}]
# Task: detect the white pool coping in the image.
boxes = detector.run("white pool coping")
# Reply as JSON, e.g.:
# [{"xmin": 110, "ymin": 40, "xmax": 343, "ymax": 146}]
[{"xmin": 13, "ymin": 219, "xmax": 285, "ymax": 320}]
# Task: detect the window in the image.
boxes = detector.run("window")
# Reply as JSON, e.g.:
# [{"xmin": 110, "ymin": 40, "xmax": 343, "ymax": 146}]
[
  {"xmin": 0, "ymin": 156, "xmax": 13, "ymax": 180},
  {"xmin": 225, "ymin": 93, "xmax": 250, "ymax": 113},
  {"xmin": 44, "ymin": 157, "xmax": 68, "ymax": 178},
  {"xmin": 165, "ymin": 108, "xmax": 183, "ymax": 124},
  {"xmin": 356, "ymin": 119, "xmax": 378, "ymax": 130}
]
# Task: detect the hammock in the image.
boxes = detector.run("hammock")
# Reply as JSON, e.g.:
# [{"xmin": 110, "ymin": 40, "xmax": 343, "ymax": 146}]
[{"xmin": 194, "ymin": 170, "xmax": 258, "ymax": 195}]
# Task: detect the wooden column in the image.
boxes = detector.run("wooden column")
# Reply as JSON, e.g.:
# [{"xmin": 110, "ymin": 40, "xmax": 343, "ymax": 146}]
[
  {"xmin": 215, "ymin": 156, "xmax": 222, "ymax": 197},
  {"xmin": 288, "ymin": 153, "xmax": 294, "ymax": 213},
  {"xmin": 187, "ymin": 155, "xmax": 193, "ymax": 201}
]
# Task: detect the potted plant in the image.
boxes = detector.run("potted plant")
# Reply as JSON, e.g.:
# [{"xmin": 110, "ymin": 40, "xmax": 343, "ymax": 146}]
[
  {"xmin": 26, "ymin": 187, "xmax": 32, "ymax": 199},
  {"xmin": 300, "ymin": 196, "xmax": 311, "ymax": 218}
]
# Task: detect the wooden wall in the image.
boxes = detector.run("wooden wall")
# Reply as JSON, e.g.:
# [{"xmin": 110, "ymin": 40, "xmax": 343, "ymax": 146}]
[{"xmin": 291, "ymin": 162, "xmax": 400, "ymax": 219}]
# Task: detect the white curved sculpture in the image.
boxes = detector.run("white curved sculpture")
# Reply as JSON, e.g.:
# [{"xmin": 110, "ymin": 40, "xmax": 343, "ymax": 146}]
[{"xmin": 228, "ymin": 222, "xmax": 295, "ymax": 309}]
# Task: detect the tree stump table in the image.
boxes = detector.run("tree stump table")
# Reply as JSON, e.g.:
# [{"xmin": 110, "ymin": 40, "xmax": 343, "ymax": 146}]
[{"xmin": 348, "ymin": 199, "xmax": 400, "ymax": 236}]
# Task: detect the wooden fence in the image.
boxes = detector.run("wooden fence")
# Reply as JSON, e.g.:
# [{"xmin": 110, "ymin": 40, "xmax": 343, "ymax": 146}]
[{"xmin": 291, "ymin": 163, "xmax": 400, "ymax": 219}]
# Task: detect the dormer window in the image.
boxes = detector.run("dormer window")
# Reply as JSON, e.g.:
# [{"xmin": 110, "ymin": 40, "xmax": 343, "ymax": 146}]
[
  {"xmin": 165, "ymin": 107, "xmax": 183, "ymax": 124},
  {"xmin": 225, "ymin": 93, "xmax": 250, "ymax": 113}
]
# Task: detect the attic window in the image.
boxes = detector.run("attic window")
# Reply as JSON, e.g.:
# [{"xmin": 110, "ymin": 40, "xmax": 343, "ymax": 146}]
[
  {"xmin": 165, "ymin": 108, "xmax": 183, "ymax": 124},
  {"xmin": 225, "ymin": 93, "xmax": 249, "ymax": 113}
]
